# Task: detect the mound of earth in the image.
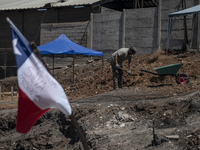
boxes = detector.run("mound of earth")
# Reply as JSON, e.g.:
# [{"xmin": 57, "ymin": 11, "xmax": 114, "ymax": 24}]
[
  {"xmin": 1, "ymin": 51, "xmax": 200, "ymax": 149},
  {"xmin": 1, "ymin": 50, "xmax": 200, "ymax": 101},
  {"xmin": 55, "ymin": 50, "xmax": 200, "ymax": 100}
]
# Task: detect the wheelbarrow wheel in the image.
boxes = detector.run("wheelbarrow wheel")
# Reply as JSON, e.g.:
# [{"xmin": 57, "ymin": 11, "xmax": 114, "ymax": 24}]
[{"xmin": 176, "ymin": 73, "xmax": 189, "ymax": 84}]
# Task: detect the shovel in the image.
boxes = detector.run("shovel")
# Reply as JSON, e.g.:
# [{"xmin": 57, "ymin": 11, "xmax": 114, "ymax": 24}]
[{"xmin": 118, "ymin": 66, "xmax": 137, "ymax": 76}]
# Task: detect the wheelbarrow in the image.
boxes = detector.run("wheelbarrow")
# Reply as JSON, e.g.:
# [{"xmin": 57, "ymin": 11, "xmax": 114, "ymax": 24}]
[{"xmin": 140, "ymin": 63, "xmax": 189, "ymax": 84}]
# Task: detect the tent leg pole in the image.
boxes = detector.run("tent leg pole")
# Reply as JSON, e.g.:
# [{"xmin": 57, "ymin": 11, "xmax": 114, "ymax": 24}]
[
  {"xmin": 73, "ymin": 54, "xmax": 75, "ymax": 84},
  {"xmin": 190, "ymin": 14, "xmax": 195, "ymax": 51},
  {"xmin": 102, "ymin": 55, "xmax": 104, "ymax": 68},
  {"xmin": 166, "ymin": 17, "xmax": 172, "ymax": 55}
]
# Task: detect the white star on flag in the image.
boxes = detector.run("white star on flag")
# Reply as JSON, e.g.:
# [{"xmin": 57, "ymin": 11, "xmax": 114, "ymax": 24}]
[{"xmin": 12, "ymin": 38, "xmax": 22, "ymax": 56}]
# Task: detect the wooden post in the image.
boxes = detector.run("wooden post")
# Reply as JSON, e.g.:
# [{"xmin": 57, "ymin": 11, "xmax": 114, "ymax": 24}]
[
  {"xmin": 135, "ymin": 0, "xmax": 138, "ymax": 9},
  {"xmin": 11, "ymin": 86, "xmax": 14, "ymax": 102},
  {"xmin": 137, "ymin": 0, "xmax": 140, "ymax": 8},
  {"xmin": 4, "ymin": 66, "xmax": 6, "ymax": 78},
  {"xmin": 141, "ymin": 0, "xmax": 144, "ymax": 8},
  {"xmin": 0, "ymin": 86, "xmax": 1, "ymax": 101}
]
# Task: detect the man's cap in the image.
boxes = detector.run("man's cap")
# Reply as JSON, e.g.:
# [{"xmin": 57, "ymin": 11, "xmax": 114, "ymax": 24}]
[{"xmin": 129, "ymin": 47, "xmax": 137, "ymax": 53}]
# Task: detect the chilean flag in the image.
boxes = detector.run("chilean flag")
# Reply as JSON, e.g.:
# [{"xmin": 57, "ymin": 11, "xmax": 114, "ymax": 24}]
[{"xmin": 7, "ymin": 18, "xmax": 72, "ymax": 133}]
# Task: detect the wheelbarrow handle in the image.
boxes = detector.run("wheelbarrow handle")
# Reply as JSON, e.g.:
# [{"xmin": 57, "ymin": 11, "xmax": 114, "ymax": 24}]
[{"xmin": 139, "ymin": 69, "xmax": 160, "ymax": 75}]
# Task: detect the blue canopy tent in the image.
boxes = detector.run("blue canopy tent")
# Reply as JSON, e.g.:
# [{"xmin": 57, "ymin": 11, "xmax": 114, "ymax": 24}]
[
  {"xmin": 38, "ymin": 34, "xmax": 103, "ymax": 56},
  {"xmin": 38, "ymin": 34, "xmax": 103, "ymax": 83}
]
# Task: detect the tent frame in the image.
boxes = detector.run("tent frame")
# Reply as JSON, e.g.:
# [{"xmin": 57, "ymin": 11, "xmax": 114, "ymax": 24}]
[
  {"xmin": 50, "ymin": 53, "xmax": 103, "ymax": 84},
  {"xmin": 166, "ymin": 5, "xmax": 200, "ymax": 55},
  {"xmin": 38, "ymin": 34, "xmax": 103, "ymax": 84}
]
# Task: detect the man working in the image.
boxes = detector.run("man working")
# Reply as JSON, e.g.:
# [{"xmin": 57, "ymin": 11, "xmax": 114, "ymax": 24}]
[{"xmin": 110, "ymin": 47, "xmax": 137, "ymax": 90}]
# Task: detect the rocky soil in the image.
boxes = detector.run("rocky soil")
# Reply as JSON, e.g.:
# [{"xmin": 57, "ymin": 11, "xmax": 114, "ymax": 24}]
[{"xmin": 1, "ymin": 50, "xmax": 200, "ymax": 150}]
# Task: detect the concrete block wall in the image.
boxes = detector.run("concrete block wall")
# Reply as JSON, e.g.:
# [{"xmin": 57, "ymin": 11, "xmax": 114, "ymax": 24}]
[
  {"xmin": 40, "ymin": 21, "xmax": 89, "ymax": 47},
  {"xmin": 93, "ymin": 7, "xmax": 158, "ymax": 57},
  {"xmin": 125, "ymin": 8, "xmax": 158, "ymax": 54},
  {"xmin": 93, "ymin": 9, "xmax": 123, "ymax": 51},
  {"xmin": 40, "ymin": 21, "xmax": 96, "ymax": 70},
  {"xmin": 92, "ymin": 0, "xmax": 198, "ymax": 56},
  {"xmin": 92, "ymin": 8, "xmax": 123, "ymax": 59},
  {"xmin": 0, "ymin": 0, "xmax": 199, "ymax": 79}
]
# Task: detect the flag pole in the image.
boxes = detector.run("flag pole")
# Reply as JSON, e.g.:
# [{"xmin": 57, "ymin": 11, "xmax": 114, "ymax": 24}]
[
  {"xmin": 69, "ymin": 115, "xmax": 90, "ymax": 150},
  {"xmin": 7, "ymin": 18, "xmax": 89, "ymax": 148},
  {"xmin": 31, "ymin": 44, "xmax": 90, "ymax": 150}
]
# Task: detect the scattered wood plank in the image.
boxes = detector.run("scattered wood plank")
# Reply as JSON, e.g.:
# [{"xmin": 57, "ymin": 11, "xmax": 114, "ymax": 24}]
[{"xmin": 165, "ymin": 135, "xmax": 179, "ymax": 140}]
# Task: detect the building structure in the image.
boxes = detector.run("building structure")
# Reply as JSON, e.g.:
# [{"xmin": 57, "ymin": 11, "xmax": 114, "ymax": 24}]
[{"xmin": 0, "ymin": 0, "xmax": 199, "ymax": 79}]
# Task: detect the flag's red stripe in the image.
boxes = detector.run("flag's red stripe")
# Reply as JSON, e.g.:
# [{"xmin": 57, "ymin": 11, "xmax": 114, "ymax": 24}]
[{"xmin": 16, "ymin": 88, "xmax": 49, "ymax": 133}]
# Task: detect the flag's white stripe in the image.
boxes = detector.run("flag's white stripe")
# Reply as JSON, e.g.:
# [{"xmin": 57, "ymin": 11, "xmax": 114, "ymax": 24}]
[{"xmin": 18, "ymin": 53, "xmax": 72, "ymax": 115}]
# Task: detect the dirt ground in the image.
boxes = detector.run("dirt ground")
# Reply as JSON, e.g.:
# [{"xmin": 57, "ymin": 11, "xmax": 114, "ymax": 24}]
[{"xmin": 1, "ymin": 50, "xmax": 200, "ymax": 149}]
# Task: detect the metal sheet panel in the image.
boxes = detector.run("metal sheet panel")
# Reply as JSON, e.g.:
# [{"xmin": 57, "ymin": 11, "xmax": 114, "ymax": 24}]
[
  {"xmin": 52, "ymin": 0, "xmax": 101, "ymax": 7},
  {"xmin": 0, "ymin": 0, "xmax": 101, "ymax": 10}
]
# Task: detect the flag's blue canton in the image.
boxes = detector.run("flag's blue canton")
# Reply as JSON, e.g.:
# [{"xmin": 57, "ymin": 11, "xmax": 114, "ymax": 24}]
[{"xmin": 11, "ymin": 29, "xmax": 32, "ymax": 69}]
